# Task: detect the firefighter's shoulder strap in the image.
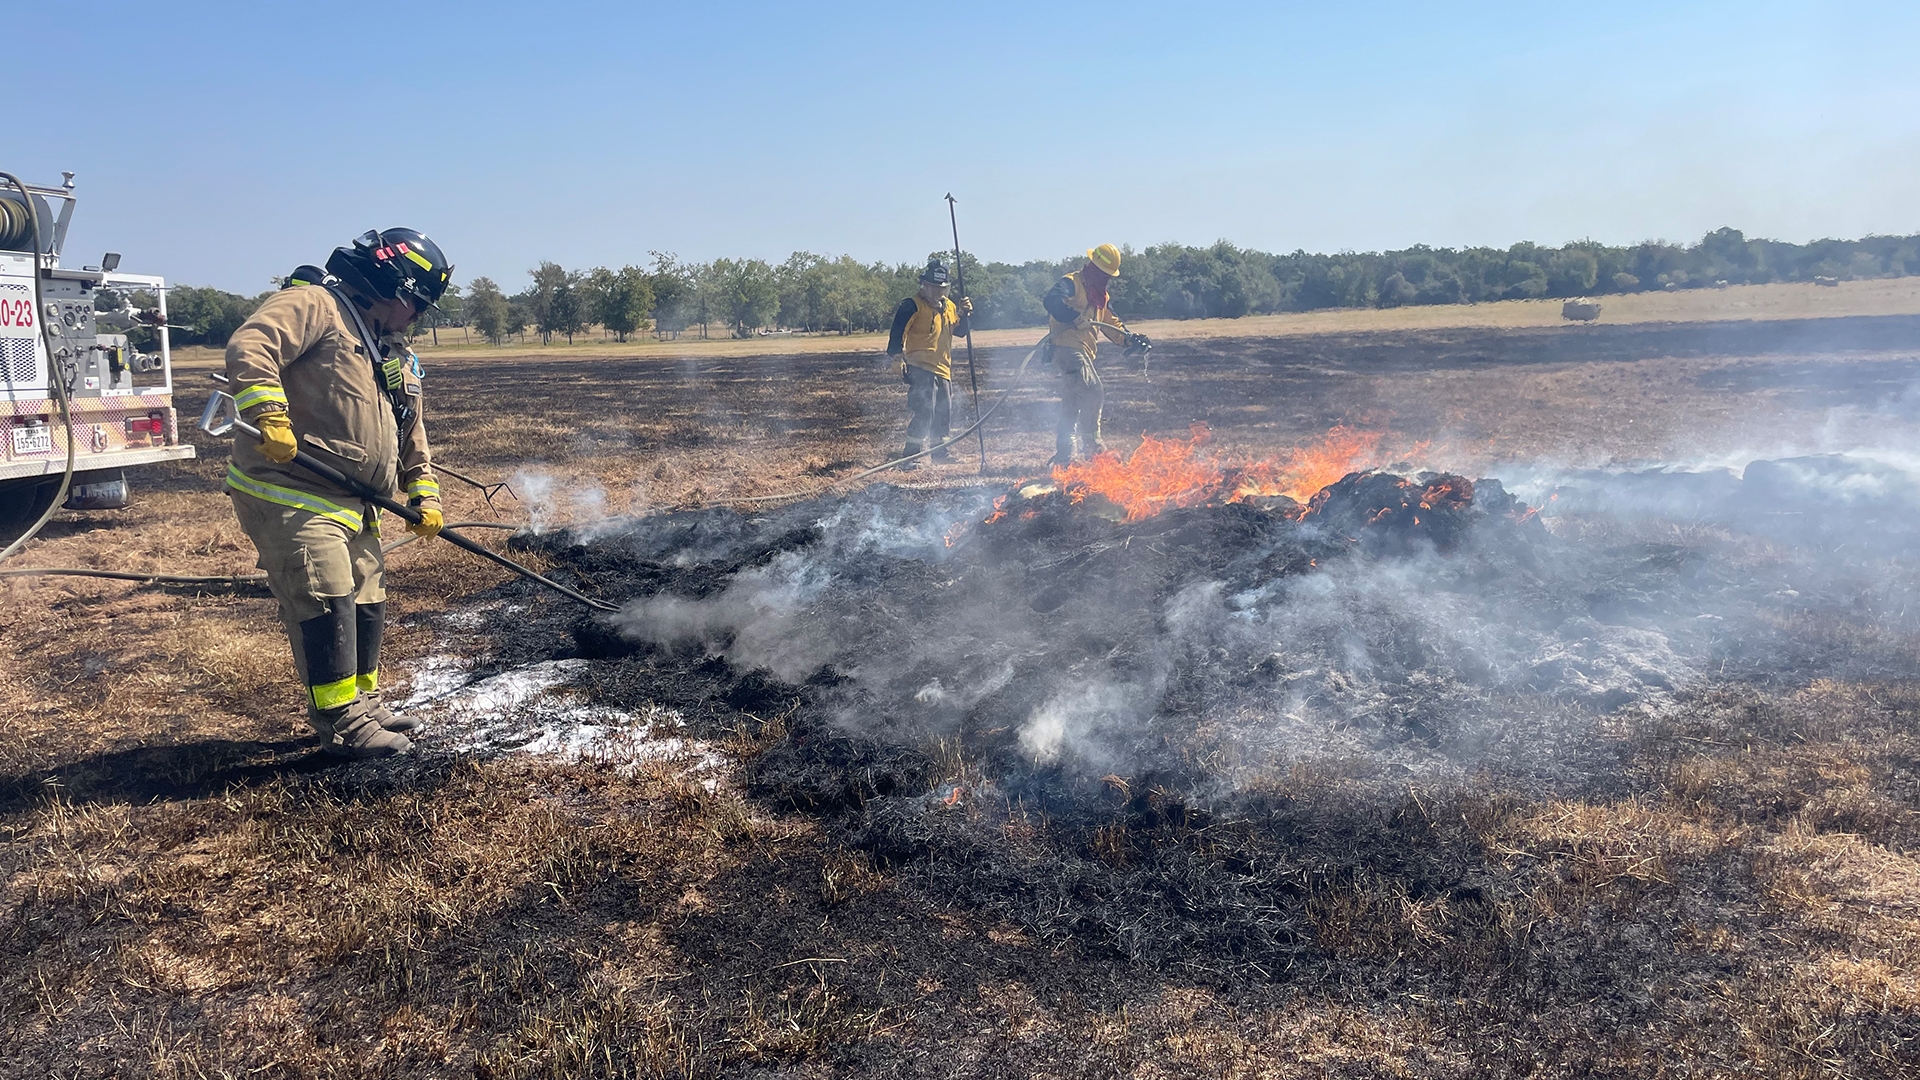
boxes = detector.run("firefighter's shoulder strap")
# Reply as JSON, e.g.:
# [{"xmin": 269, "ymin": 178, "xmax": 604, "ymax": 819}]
[{"xmin": 324, "ymin": 283, "xmax": 419, "ymax": 437}]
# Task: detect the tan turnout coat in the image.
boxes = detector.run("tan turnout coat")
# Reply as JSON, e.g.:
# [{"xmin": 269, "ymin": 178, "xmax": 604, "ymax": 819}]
[{"xmin": 224, "ymin": 286, "xmax": 438, "ymax": 531}]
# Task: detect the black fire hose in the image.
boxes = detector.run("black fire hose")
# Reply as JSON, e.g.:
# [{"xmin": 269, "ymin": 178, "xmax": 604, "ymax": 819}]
[{"xmin": 208, "ymin": 403, "xmax": 616, "ymax": 612}]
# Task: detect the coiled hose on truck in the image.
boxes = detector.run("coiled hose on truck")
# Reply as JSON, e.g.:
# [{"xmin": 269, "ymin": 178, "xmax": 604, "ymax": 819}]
[{"xmin": 0, "ymin": 172, "xmax": 75, "ymax": 565}]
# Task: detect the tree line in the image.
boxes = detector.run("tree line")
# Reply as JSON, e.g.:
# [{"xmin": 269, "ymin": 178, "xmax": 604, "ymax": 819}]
[{"xmin": 156, "ymin": 227, "xmax": 1920, "ymax": 346}]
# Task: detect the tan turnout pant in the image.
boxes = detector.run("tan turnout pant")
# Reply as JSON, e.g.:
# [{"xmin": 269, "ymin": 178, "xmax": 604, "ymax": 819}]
[{"xmin": 229, "ymin": 492, "xmax": 384, "ymax": 689}]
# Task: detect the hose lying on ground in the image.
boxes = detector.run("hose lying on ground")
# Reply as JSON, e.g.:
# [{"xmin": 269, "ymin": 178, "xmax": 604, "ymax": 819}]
[{"xmin": 0, "ymin": 521, "xmax": 526, "ymax": 585}]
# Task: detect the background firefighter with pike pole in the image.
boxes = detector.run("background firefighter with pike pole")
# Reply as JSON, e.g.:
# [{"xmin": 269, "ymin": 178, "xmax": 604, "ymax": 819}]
[
  {"xmin": 1042, "ymin": 243, "xmax": 1150, "ymax": 467},
  {"xmin": 223, "ymin": 229, "xmax": 453, "ymax": 759},
  {"xmin": 886, "ymin": 260, "xmax": 973, "ymax": 471}
]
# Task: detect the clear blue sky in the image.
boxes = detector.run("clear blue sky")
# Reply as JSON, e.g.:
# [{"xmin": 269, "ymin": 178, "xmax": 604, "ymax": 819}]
[{"xmin": 15, "ymin": 1, "xmax": 1918, "ymax": 293}]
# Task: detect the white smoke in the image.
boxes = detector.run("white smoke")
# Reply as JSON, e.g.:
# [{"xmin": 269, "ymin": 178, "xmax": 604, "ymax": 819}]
[
  {"xmin": 1019, "ymin": 683, "xmax": 1147, "ymax": 765},
  {"xmin": 512, "ymin": 467, "xmax": 613, "ymax": 534},
  {"xmin": 614, "ymin": 549, "xmax": 837, "ymax": 682},
  {"xmin": 580, "ymin": 426, "xmax": 1920, "ymax": 789}
]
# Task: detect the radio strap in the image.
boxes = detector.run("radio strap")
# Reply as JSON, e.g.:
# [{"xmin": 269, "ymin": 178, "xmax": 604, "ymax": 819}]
[{"xmin": 325, "ymin": 284, "xmax": 418, "ymax": 437}]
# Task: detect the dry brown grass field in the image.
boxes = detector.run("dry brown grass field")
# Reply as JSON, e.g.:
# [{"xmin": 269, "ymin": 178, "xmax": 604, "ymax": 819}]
[{"xmin": 6, "ymin": 301, "xmax": 1920, "ymax": 1076}]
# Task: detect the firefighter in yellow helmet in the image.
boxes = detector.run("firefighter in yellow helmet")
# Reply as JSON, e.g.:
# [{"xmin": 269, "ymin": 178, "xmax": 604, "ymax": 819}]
[
  {"xmin": 886, "ymin": 260, "xmax": 973, "ymax": 469},
  {"xmin": 1043, "ymin": 243, "xmax": 1132, "ymax": 466},
  {"xmin": 223, "ymin": 229, "xmax": 451, "ymax": 759}
]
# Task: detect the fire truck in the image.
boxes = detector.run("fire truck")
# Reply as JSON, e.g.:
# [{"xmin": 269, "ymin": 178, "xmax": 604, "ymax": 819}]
[{"xmin": 1, "ymin": 171, "xmax": 192, "ymax": 543}]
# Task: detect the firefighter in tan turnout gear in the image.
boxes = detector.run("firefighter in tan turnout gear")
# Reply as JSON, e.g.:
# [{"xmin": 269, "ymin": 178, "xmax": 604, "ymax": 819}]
[
  {"xmin": 224, "ymin": 229, "xmax": 453, "ymax": 759},
  {"xmin": 886, "ymin": 260, "xmax": 973, "ymax": 469},
  {"xmin": 1044, "ymin": 243, "xmax": 1133, "ymax": 466}
]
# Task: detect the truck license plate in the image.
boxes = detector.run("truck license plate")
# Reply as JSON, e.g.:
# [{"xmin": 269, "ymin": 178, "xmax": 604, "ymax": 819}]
[{"xmin": 11, "ymin": 422, "xmax": 52, "ymax": 456}]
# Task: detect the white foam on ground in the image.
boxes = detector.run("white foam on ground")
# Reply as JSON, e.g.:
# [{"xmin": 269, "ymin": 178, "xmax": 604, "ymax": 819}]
[
  {"xmin": 401, "ymin": 654, "xmax": 478, "ymax": 706},
  {"xmin": 397, "ymin": 655, "xmax": 719, "ymax": 774}
]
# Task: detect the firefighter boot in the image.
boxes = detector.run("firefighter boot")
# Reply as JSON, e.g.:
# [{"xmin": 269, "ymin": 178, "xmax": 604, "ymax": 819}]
[
  {"xmin": 930, "ymin": 441, "xmax": 956, "ymax": 464},
  {"xmin": 1049, "ymin": 435, "xmax": 1075, "ymax": 469},
  {"xmin": 362, "ymin": 696, "xmax": 419, "ymax": 734},
  {"xmin": 300, "ymin": 598, "xmax": 409, "ymax": 757},
  {"xmin": 1052, "ymin": 399, "xmax": 1077, "ymax": 468},
  {"xmin": 317, "ymin": 698, "xmax": 413, "ymax": 759},
  {"xmin": 898, "ymin": 442, "xmax": 922, "ymax": 472},
  {"xmin": 355, "ymin": 601, "xmax": 419, "ymax": 733}
]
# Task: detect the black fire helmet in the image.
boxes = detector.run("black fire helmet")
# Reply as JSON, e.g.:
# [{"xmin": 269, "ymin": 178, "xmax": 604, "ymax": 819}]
[
  {"xmin": 920, "ymin": 260, "xmax": 950, "ymax": 286},
  {"xmin": 281, "ymin": 264, "xmax": 331, "ymax": 289},
  {"xmin": 325, "ymin": 228, "xmax": 454, "ymax": 312}
]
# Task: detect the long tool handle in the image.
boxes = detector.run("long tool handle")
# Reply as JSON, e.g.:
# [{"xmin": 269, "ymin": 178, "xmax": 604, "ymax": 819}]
[
  {"xmin": 945, "ymin": 193, "xmax": 987, "ymax": 473},
  {"xmin": 230, "ymin": 417, "xmax": 617, "ymax": 612}
]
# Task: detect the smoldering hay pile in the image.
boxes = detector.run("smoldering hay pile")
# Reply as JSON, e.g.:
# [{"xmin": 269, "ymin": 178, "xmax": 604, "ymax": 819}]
[{"xmin": 466, "ymin": 431, "xmax": 1920, "ymax": 969}]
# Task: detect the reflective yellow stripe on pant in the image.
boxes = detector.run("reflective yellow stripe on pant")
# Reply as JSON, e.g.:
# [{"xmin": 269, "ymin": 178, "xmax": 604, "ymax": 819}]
[{"xmin": 224, "ymin": 463, "xmax": 365, "ymax": 533}]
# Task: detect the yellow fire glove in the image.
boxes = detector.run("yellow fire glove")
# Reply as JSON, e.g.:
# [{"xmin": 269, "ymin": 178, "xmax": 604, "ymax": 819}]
[
  {"xmin": 958, "ymin": 296, "xmax": 973, "ymax": 316},
  {"xmin": 406, "ymin": 505, "xmax": 443, "ymax": 540},
  {"xmin": 255, "ymin": 411, "xmax": 298, "ymax": 463}
]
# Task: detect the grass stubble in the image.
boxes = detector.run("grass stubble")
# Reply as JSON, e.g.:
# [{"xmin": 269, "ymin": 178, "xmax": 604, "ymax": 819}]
[{"xmin": 5, "ymin": 310, "xmax": 1920, "ymax": 1077}]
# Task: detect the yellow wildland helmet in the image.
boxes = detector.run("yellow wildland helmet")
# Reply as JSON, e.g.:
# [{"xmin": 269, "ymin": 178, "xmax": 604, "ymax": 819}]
[{"xmin": 1087, "ymin": 243, "xmax": 1123, "ymax": 277}]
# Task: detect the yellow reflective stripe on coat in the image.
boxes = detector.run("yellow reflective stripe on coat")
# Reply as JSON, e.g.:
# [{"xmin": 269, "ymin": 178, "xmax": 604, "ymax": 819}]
[
  {"xmin": 224, "ymin": 463, "xmax": 364, "ymax": 532},
  {"xmin": 309, "ymin": 674, "xmax": 359, "ymax": 711},
  {"xmin": 407, "ymin": 478, "xmax": 440, "ymax": 499},
  {"xmin": 233, "ymin": 384, "xmax": 289, "ymax": 411},
  {"xmin": 356, "ymin": 671, "xmax": 378, "ymax": 694}
]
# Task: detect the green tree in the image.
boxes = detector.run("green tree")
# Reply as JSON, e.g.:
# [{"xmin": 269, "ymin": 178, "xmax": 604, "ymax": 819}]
[
  {"xmin": 831, "ymin": 257, "xmax": 895, "ymax": 331},
  {"xmin": 707, "ymin": 257, "xmax": 778, "ymax": 337},
  {"xmin": 526, "ymin": 261, "xmax": 568, "ymax": 344},
  {"xmin": 592, "ymin": 265, "xmax": 654, "ymax": 342},
  {"xmin": 505, "ymin": 291, "xmax": 532, "ymax": 343},
  {"xmin": 1547, "ymin": 248, "xmax": 1600, "ymax": 295},
  {"xmin": 465, "ymin": 277, "xmax": 511, "ymax": 344},
  {"xmin": 165, "ymin": 285, "xmax": 264, "ymax": 347},
  {"xmin": 548, "ymin": 272, "xmax": 586, "ymax": 344},
  {"xmin": 1502, "ymin": 260, "xmax": 1548, "ymax": 299},
  {"xmin": 775, "ymin": 251, "xmax": 828, "ymax": 330},
  {"xmin": 647, "ymin": 252, "xmax": 695, "ymax": 338}
]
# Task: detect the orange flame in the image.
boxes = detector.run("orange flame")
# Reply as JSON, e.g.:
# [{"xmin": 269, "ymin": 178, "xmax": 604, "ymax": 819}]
[
  {"xmin": 1047, "ymin": 424, "xmax": 1389, "ymax": 522},
  {"xmin": 1226, "ymin": 426, "xmax": 1385, "ymax": 505}
]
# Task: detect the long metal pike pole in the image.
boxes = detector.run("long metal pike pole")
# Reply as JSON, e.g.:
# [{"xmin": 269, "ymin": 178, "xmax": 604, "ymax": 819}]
[
  {"xmin": 200, "ymin": 393, "xmax": 617, "ymax": 612},
  {"xmin": 944, "ymin": 193, "xmax": 987, "ymax": 473}
]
